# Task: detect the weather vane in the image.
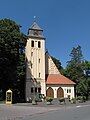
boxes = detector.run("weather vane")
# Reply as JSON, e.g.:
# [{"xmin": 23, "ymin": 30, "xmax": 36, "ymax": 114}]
[{"xmin": 34, "ymin": 16, "xmax": 36, "ymax": 22}]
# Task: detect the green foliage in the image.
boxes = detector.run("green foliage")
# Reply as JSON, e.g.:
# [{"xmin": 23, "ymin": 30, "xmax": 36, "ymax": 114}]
[
  {"xmin": 65, "ymin": 45, "xmax": 90, "ymax": 98},
  {"xmin": 66, "ymin": 45, "xmax": 84, "ymax": 83},
  {"xmin": 70, "ymin": 98, "xmax": 76, "ymax": 104},
  {"xmin": 34, "ymin": 98, "xmax": 39, "ymax": 103},
  {"xmin": 82, "ymin": 60, "xmax": 90, "ymax": 77},
  {"xmin": 45, "ymin": 97, "xmax": 53, "ymax": 103},
  {"xmin": 76, "ymin": 60, "xmax": 90, "ymax": 99},
  {"xmin": 66, "ymin": 64, "xmax": 84, "ymax": 83},
  {"xmin": 32, "ymin": 98, "xmax": 38, "ymax": 105},
  {"xmin": 0, "ymin": 18, "xmax": 27, "ymax": 100},
  {"xmin": 76, "ymin": 78, "xmax": 89, "ymax": 98},
  {"xmin": 82, "ymin": 60, "xmax": 90, "ymax": 70},
  {"xmin": 77, "ymin": 96, "xmax": 85, "ymax": 103},
  {"xmin": 68, "ymin": 45, "xmax": 83, "ymax": 65},
  {"xmin": 58, "ymin": 97, "xmax": 65, "ymax": 103}
]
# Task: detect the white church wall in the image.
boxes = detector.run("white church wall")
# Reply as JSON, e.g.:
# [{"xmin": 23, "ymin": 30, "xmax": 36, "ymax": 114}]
[{"xmin": 46, "ymin": 84, "xmax": 75, "ymax": 99}]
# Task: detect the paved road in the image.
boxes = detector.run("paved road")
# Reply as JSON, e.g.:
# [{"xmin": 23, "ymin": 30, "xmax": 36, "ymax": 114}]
[
  {"xmin": 17, "ymin": 105, "xmax": 90, "ymax": 120},
  {"xmin": 0, "ymin": 104, "xmax": 61, "ymax": 120},
  {"xmin": 0, "ymin": 101, "xmax": 90, "ymax": 120}
]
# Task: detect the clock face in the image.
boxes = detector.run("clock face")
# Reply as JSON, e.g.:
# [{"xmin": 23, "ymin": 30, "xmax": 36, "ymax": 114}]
[{"xmin": 34, "ymin": 30, "xmax": 38, "ymax": 35}]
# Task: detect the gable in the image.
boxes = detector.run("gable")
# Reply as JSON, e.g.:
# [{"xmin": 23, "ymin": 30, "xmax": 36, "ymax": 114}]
[
  {"xmin": 45, "ymin": 52, "xmax": 60, "ymax": 75},
  {"xmin": 45, "ymin": 51, "xmax": 76, "ymax": 85}
]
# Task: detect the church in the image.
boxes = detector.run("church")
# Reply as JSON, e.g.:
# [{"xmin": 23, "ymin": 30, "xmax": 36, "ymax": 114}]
[{"xmin": 25, "ymin": 22, "xmax": 76, "ymax": 101}]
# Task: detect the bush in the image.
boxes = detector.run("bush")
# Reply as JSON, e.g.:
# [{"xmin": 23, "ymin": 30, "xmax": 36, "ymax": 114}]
[
  {"xmin": 77, "ymin": 96, "xmax": 84, "ymax": 103},
  {"xmin": 70, "ymin": 98, "xmax": 76, "ymax": 104},
  {"xmin": 83, "ymin": 96, "xmax": 86, "ymax": 102},
  {"xmin": 59, "ymin": 97, "xmax": 65, "ymax": 104},
  {"xmin": 45, "ymin": 97, "xmax": 53, "ymax": 103},
  {"xmin": 32, "ymin": 98, "xmax": 38, "ymax": 105}
]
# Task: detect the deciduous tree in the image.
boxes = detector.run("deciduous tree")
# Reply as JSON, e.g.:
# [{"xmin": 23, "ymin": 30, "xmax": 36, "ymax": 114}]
[{"xmin": 0, "ymin": 18, "xmax": 26, "ymax": 101}]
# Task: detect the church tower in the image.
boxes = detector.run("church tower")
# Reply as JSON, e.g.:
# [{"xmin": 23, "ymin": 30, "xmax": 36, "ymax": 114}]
[{"xmin": 25, "ymin": 22, "xmax": 46, "ymax": 100}]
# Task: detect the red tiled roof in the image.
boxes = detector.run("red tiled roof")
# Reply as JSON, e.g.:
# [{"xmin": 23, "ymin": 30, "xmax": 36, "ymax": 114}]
[{"xmin": 46, "ymin": 74, "xmax": 76, "ymax": 85}]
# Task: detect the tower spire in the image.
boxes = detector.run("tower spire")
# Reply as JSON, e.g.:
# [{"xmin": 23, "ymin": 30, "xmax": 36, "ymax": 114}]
[{"xmin": 34, "ymin": 16, "xmax": 36, "ymax": 22}]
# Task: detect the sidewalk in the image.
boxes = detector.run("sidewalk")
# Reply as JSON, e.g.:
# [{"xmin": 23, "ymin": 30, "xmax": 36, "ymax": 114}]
[{"xmin": 14, "ymin": 99, "xmax": 90, "ymax": 108}]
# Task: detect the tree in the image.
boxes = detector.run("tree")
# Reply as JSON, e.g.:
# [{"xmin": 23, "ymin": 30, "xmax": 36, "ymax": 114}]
[
  {"xmin": 76, "ymin": 60, "xmax": 90, "ymax": 99},
  {"xmin": 66, "ymin": 45, "xmax": 84, "ymax": 83},
  {"xmin": 82, "ymin": 60, "xmax": 90, "ymax": 77},
  {"xmin": 0, "ymin": 18, "xmax": 27, "ymax": 100},
  {"xmin": 76, "ymin": 77, "xmax": 89, "ymax": 99},
  {"xmin": 68, "ymin": 45, "xmax": 83, "ymax": 66},
  {"xmin": 66, "ymin": 45, "xmax": 90, "ymax": 98},
  {"xmin": 81, "ymin": 60, "xmax": 90, "ymax": 98}
]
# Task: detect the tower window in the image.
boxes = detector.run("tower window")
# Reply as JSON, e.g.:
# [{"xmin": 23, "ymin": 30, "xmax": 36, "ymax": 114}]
[
  {"xmin": 31, "ymin": 52, "xmax": 33, "ymax": 56},
  {"xmin": 39, "ymin": 58, "xmax": 40, "ymax": 63},
  {"xmin": 31, "ymin": 41, "xmax": 34, "ymax": 47},
  {"xmin": 39, "ymin": 73, "xmax": 40, "ymax": 77},
  {"xmin": 38, "ymin": 41, "xmax": 41, "ymax": 48}
]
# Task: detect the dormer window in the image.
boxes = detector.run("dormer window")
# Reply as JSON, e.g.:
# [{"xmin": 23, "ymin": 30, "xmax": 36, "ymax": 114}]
[{"xmin": 31, "ymin": 40, "xmax": 34, "ymax": 47}]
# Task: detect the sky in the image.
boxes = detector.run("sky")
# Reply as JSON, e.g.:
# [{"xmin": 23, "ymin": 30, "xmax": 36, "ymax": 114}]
[{"xmin": 0, "ymin": 0, "xmax": 90, "ymax": 68}]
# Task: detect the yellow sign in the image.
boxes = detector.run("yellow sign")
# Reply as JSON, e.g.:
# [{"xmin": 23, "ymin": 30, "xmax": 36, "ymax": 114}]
[{"xmin": 6, "ymin": 89, "xmax": 12, "ymax": 104}]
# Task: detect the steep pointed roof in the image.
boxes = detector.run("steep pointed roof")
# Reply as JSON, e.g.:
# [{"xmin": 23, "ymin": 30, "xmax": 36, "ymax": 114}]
[
  {"xmin": 28, "ymin": 22, "xmax": 45, "ymax": 39},
  {"xmin": 30, "ymin": 22, "xmax": 42, "ymax": 30}
]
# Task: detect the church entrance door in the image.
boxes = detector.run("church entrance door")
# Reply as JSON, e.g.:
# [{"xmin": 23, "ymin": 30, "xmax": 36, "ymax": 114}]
[
  {"xmin": 46, "ymin": 87, "xmax": 54, "ymax": 98},
  {"xmin": 57, "ymin": 87, "xmax": 64, "ymax": 98}
]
